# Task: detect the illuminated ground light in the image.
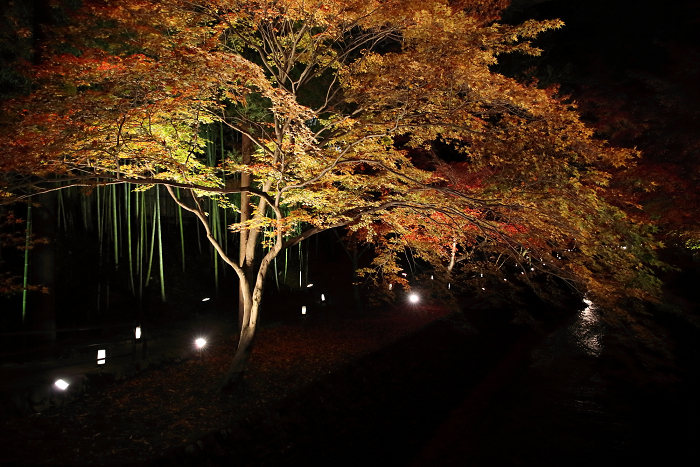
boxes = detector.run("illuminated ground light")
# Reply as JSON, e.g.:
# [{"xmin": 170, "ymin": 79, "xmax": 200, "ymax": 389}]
[
  {"xmin": 409, "ymin": 293, "xmax": 419, "ymax": 304},
  {"xmin": 195, "ymin": 338, "xmax": 207, "ymax": 349},
  {"xmin": 55, "ymin": 379, "xmax": 69, "ymax": 390}
]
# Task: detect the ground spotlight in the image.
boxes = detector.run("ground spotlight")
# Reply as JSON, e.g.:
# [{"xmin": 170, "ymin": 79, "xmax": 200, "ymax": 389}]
[{"xmin": 55, "ymin": 379, "xmax": 69, "ymax": 390}]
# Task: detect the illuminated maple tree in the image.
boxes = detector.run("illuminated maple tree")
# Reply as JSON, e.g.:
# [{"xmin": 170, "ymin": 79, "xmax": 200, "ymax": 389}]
[{"xmin": 0, "ymin": 0, "xmax": 661, "ymax": 388}]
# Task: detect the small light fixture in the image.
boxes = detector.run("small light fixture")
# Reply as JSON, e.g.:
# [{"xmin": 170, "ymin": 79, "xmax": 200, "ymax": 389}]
[
  {"xmin": 306, "ymin": 283, "xmax": 314, "ymax": 288},
  {"xmin": 448, "ymin": 283, "xmax": 451, "ymax": 289},
  {"xmin": 401, "ymin": 273, "xmax": 407, "ymax": 277},
  {"xmin": 97, "ymin": 349, "xmax": 106, "ymax": 365},
  {"xmin": 202, "ymin": 297, "xmax": 210, "ymax": 302},
  {"xmin": 195, "ymin": 338, "xmax": 207, "ymax": 349},
  {"xmin": 301, "ymin": 305, "xmax": 307, "ymax": 315},
  {"xmin": 409, "ymin": 293, "xmax": 419, "ymax": 303},
  {"xmin": 430, "ymin": 275, "xmax": 434, "ymax": 280},
  {"xmin": 135, "ymin": 326, "xmax": 142, "ymax": 340},
  {"xmin": 321, "ymin": 294, "xmax": 326, "ymax": 302},
  {"xmin": 55, "ymin": 379, "xmax": 69, "ymax": 390},
  {"xmin": 388, "ymin": 283, "xmax": 393, "ymax": 290}
]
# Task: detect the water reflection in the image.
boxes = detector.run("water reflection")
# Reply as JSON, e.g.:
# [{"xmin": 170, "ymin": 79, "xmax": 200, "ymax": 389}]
[{"xmin": 570, "ymin": 298, "xmax": 604, "ymax": 357}]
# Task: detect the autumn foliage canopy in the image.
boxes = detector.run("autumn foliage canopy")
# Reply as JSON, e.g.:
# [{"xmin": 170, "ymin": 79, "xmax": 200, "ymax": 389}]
[{"xmin": 0, "ymin": 0, "xmax": 661, "ymax": 318}]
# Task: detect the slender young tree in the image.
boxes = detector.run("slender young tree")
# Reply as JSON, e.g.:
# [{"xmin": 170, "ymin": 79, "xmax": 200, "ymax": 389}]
[{"xmin": 0, "ymin": 0, "xmax": 662, "ymax": 389}]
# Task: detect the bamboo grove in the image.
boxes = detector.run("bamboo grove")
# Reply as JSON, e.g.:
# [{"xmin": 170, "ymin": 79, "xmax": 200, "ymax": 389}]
[{"xmin": 0, "ymin": 0, "xmax": 664, "ymax": 388}]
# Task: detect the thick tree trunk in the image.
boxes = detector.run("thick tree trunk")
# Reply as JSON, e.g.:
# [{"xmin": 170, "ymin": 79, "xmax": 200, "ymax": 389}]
[
  {"xmin": 218, "ymin": 247, "xmax": 276, "ymax": 392},
  {"xmin": 217, "ymin": 318, "xmax": 256, "ymax": 392}
]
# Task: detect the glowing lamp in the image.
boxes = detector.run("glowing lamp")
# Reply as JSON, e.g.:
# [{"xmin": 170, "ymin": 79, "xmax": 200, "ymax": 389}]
[
  {"xmin": 307, "ymin": 283, "xmax": 314, "ymax": 288},
  {"xmin": 135, "ymin": 326, "xmax": 142, "ymax": 340},
  {"xmin": 302, "ymin": 305, "xmax": 307, "ymax": 315},
  {"xmin": 409, "ymin": 293, "xmax": 419, "ymax": 303},
  {"xmin": 202, "ymin": 297, "xmax": 210, "ymax": 302},
  {"xmin": 388, "ymin": 283, "xmax": 393, "ymax": 290},
  {"xmin": 321, "ymin": 294, "xmax": 326, "ymax": 302},
  {"xmin": 431, "ymin": 275, "xmax": 434, "ymax": 280},
  {"xmin": 97, "ymin": 349, "xmax": 106, "ymax": 365},
  {"xmin": 195, "ymin": 338, "xmax": 207, "ymax": 349},
  {"xmin": 55, "ymin": 379, "xmax": 69, "ymax": 390}
]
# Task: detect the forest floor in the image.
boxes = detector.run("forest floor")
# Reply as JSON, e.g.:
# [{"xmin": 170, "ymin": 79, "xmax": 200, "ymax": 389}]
[{"xmin": 0, "ymin": 302, "xmax": 500, "ymax": 466}]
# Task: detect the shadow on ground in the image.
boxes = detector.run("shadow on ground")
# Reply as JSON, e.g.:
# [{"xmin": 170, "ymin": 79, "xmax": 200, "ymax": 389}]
[{"xmin": 149, "ymin": 314, "xmax": 532, "ymax": 467}]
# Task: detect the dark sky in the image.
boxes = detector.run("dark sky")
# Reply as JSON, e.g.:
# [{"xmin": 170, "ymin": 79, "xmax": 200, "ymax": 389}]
[{"xmin": 503, "ymin": 0, "xmax": 700, "ymax": 78}]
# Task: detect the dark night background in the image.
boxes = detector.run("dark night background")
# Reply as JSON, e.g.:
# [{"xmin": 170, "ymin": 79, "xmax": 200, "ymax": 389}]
[{"xmin": 1, "ymin": 0, "xmax": 700, "ymax": 465}]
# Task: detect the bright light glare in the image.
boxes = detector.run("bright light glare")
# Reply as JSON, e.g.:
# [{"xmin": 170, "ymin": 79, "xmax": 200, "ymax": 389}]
[
  {"xmin": 321, "ymin": 294, "xmax": 325, "ymax": 302},
  {"xmin": 97, "ymin": 349, "xmax": 106, "ymax": 365},
  {"xmin": 202, "ymin": 297, "xmax": 210, "ymax": 302},
  {"xmin": 306, "ymin": 283, "xmax": 314, "ymax": 288},
  {"xmin": 388, "ymin": 283, "xmax": 393, "ymax": 290},
  {"xmin": 409, "ymin": 294, "xmax": 419, "ymax": 303},
  {"xmin": 135, "ymin": 326, "xmax": 141, "ymax": 339},
  {"xmin": 301, "ymin": 305, "xmax": 307, "ymax": 315},
  {"xmin": 55, "ymin": 379, "xmax": 69, "ymax": 390},
  {"xmin": 195, "ymin": 338, "xmax": 207, "ymax": 349}
]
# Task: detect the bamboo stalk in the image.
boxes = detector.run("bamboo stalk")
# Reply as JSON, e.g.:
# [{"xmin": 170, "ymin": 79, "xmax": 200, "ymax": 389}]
[
  {"xmin": 112, "ymin": 184, "xmax": 119, "ymax": 269},
  {"xmin": 212, "ymin": 198, "xmax": 219, "ymax": 296},
  {"xmin": 176, "ymin": 188, "xmax": 185, "ymax": 272},
  {"xmin": 145, "ymin": 202, "xmax": 156, "ymax": 288},
  {"xmin": 126, "ymin": 183, "xmax": 135, "ymax": 295},
  {"xmin": 21, "ymin": 198, "xmax": 32, "ymax": 324},
  {"xmin": 156, "ymin": 186, "xmax": 165, "ymax": 302}
]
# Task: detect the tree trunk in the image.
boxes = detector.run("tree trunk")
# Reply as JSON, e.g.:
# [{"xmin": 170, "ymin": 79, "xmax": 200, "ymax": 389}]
[
  {"xmin": 30, "ymin": 191, "xmax": 56, "ymax": 347},
  {"xmin": 238, "ymin": 131, "xmax": 252, "ymax": 332},
  {"xmin": 218, "ymin": 240, "xmax": 278, "ymax": 392}
]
